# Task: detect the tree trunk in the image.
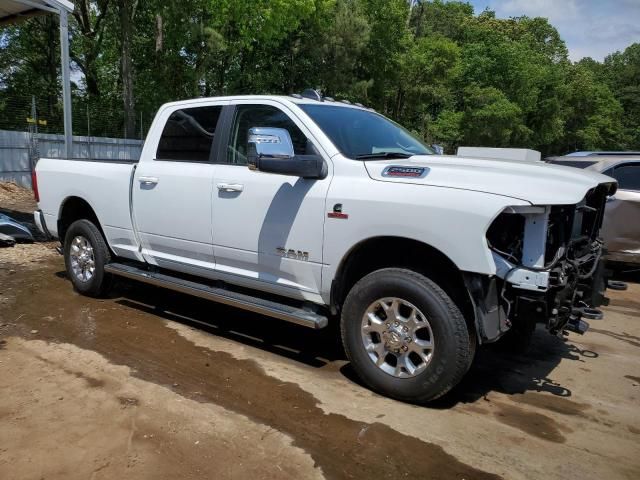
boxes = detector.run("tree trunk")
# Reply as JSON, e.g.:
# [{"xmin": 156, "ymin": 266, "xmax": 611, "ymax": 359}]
[
  {"xmin": 83, "ymin": 54, "xmax": 100, "ymax": 98},
  {"xmin": 155, "ymin": 14, "xmax": 163, "ymax": 52},
  {"xmin": 72, "ymin": 0, "xmax": 110, "ymax": 100},
  {"xmin": 44, "ymin": 16, "xmax": 59, "ymax": 121},
  {"xmin": 118, "ymin": 0, "xmax": 136, "ymax": 138}
]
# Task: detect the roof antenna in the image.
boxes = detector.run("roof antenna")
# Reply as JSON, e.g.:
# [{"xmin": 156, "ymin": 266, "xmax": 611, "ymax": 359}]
[{"xmin": 301, "ymin": 88, "xmax": 322, "ymax": 102}]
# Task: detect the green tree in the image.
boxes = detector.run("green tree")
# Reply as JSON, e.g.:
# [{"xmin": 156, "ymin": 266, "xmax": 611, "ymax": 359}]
[
  {"xmin": 461, "ymin": 85, "xmax": 528, "ymax": 147},
  {"xmin": 360, "ymin": 0, "xmax": 412, "ymax": 109},
  {"xmin": 0, "ymin": 0, "xmax": 639, "ymax": 155},
  {"xmin": 554, "ymin": 63, "xmax": 626, "ymax": 152},
  {"xmin": 603, "ymin": 44, "xmax": 640, "ymax": 148},
  {"xmin": 0, "ymin": 16, "xmax": 62, "ymax": 131},
  {"xmin": 319, "ymin": 0, "xmax": 371, "ymax": 98},
  {"xmin": 394, "ymin": 35, "xmax": 460, "ymax": 137}
]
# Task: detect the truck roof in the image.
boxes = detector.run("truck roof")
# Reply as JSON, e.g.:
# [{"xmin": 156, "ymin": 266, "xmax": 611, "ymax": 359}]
[{"xmin": 160, "ymin": 95, "xmax": 373, "ymax": 111}]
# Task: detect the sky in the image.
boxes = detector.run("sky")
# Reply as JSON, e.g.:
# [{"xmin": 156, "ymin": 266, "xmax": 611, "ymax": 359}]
[{"xmin": 466, "ymin": 0, "xmax": 640, "ymax": 61}]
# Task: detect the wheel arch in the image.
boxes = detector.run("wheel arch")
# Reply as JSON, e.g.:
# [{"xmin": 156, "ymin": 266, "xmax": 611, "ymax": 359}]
[
  {"xmin": 331, "ymin": 236, "xmax": 477, "ymax": 337},
  {"xmin": 57, "ymin": 196, "xmax": 106, "ymax": 243}
]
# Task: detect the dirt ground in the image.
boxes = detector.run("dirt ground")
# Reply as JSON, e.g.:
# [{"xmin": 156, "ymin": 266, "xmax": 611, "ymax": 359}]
[{"xmin": 1, "ymin": 182, "xmax": 639, "ymax": 480}]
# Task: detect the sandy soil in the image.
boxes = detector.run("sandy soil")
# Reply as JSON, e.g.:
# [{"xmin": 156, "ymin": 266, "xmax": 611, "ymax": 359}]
[
  {"xmin": 0, "ymin": 182, "xmax": 35, "ymax": 213},
  {"xmin": 1, "ymin": 258, "xmax": 639, "ymax": 480},
  {"xmin": 1, "ymin": 182, "xmax": 639, "ymax": 479},
  {"xmin": 0, "ymin": 182, "xmax": 57, "ymax": 264}
]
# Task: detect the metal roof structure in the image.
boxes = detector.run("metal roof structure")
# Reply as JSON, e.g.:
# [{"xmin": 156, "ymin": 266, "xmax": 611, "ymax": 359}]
[
  {"xmin": 0, "ymin": 0, "xmax": 74, "ymax": 157},
  {"xmin": 0, "ymin": 0, "xmax": 72, "ymax": 22}
]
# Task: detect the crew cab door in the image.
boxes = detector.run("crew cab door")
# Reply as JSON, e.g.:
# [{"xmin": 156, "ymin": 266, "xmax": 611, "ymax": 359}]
[
  {"xmin": 132, "ymin": 101, "xmax": 227, "ymax": 277},
  {"xmin": 211, "ymin": 101, "xmax": 331, "ymax": 299}
]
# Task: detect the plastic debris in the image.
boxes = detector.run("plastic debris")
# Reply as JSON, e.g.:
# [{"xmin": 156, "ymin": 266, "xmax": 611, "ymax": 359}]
[
  {"xmin": 0, "ymin": 232, "xmax": 16, "ymax": 247},
  {"xmin": 0, "ymin": 213, "xmax": 34, "ymax": 242}
]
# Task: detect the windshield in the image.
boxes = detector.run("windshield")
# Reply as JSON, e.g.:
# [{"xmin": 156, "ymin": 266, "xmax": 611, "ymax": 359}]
[{"xmin": 300, "ymin": 104, "xmax": 434, "ymax": 159}]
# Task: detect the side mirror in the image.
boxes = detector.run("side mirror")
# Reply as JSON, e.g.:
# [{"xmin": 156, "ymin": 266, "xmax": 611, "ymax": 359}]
[{"xmin": 247, "ymin": 127, "xmax": 326, "ymax": 179}]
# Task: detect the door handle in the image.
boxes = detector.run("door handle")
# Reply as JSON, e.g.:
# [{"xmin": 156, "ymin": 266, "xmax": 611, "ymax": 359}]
[
  {"xmin": 217, "ymin": 183, "xmax": 244, "ymax": 192},
  {"xmin": 139, "ymin": 176, "xmax": 159, "ymax": 185}
]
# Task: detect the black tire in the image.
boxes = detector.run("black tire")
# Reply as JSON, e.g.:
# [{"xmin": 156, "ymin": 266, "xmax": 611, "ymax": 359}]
[
  {"xmin": 63, "ymin": 219, "xmax": 112, "ymax": 297},
  {"xmin": 341, "ymin": 268, "xmax": 471, "ymax": 404}
]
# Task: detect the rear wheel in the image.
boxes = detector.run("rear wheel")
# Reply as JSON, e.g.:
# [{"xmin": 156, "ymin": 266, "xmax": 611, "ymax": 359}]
[
  {"xmin": 63, "ymin": 219, "xmax": 112, "ymax": 297},
  {"xmin": 341, "ymin": 268, "xmax": 471, "ymax": 403}
]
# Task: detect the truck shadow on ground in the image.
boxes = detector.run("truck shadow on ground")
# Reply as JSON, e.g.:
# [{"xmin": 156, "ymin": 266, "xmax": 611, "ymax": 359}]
[
  {"xmin": 110, "ymin": 278, "xmax": 346, "ymax": 369},
  {"xmin": 92, "ymin": 275, "xmax": 602, "ymax": 408},
  {"xmin": 429, "ymin": 337, "xmax": 593, "ymax": 408}
]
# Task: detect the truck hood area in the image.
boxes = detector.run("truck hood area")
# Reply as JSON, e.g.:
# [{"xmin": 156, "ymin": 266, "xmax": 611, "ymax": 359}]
[{"xmin": 364, "ymin": 155, "xmax": 617, "ymax": 205}]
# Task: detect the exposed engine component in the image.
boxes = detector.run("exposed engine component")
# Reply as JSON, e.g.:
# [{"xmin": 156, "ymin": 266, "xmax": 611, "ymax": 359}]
[{"xmin": 483, "ymin": 184, "xmax": 614, "ymax": 346}]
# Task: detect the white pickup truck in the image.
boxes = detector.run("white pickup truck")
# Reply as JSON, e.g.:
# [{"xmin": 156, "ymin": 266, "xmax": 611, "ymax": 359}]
[{"xmin": 33, "ymin": 92, "xmax": 616, "ymax": 403}]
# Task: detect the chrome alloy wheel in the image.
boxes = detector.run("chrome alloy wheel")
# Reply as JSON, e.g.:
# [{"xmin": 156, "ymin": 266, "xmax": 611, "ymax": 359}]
[
  {"xmin": 361, "ymin": 297, "xmax": 435, "ymax": 378},
  {"xmin": 69, "ymin": 235, "xmax": 96, "ymax": 282}
]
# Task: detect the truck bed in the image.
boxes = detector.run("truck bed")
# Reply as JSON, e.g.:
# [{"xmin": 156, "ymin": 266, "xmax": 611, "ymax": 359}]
[{"xmin": 36, "ymin": 158, "xmax": 141, "ymax": 261}]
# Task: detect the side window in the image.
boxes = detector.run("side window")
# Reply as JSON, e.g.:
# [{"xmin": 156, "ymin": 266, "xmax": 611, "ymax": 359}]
[
  {"xmin": 156, "ymin": 105, "xmax": 222, "ymax": 162},
  {"xmin": 612, "ymin": 164, "xmax": 640, "ymax": 191},
  {"xmin": 226, "ymin": 104, "xmax": 310, "ymax": 165}
]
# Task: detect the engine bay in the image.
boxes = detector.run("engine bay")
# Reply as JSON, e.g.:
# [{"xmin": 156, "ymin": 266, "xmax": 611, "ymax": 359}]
[{"xmin": 481, "ymin": 183, "xmax": 615, "ymax": 343}]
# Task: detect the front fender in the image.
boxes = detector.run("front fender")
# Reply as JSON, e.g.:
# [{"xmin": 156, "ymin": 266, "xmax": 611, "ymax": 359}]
[{"xmin": 321, "ymin": 176, "xmax": 530, "ymax": 299}]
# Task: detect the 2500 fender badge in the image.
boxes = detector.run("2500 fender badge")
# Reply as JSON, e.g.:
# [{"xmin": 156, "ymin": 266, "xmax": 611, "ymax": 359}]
[
  {"xmin": 276, "ymin": 247, "xmax": 309, "ymax": 261},
  {"xmin": 382, "ymin": 166, "xmax": 428, "ymax": 178}
]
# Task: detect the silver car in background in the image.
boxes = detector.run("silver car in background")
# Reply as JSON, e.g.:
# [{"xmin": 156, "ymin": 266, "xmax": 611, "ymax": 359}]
[{"xmin": 547, "ymin": 155, "xmax": 640, "ymax": 267}]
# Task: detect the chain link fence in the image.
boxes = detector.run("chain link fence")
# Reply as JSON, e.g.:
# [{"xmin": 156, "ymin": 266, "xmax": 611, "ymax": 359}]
[
  {"xmin": 0, "ymin": 93, "xmax": 152, "ymax": 139},
  {"xmin": 0, "ymin": 93, "xmax": 151, "ymax": 187}
]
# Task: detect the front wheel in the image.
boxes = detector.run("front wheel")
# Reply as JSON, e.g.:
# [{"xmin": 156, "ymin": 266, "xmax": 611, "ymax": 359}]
[
  {"xmin": 63, "ymin": 219, "xmax": 112, "ymax": 297},
  {"xmin": 341, "ymin": 268, "xmax": 471, "ymax": 404}
]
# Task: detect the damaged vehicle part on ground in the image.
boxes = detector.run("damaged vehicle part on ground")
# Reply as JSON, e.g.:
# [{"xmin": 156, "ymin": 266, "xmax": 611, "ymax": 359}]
[
  {"xmin": 0, "ymin": 213, "xmax": 34, "ymax": 243},
  {"xmin": 0, "ymin": 232, "xmax": 17, "ymax": 247}
]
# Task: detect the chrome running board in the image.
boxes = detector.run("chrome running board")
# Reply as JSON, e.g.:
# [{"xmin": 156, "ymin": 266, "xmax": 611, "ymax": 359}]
[{"xmin": 104, "ymin": 262, "xmax": 328, "ymax": 329}]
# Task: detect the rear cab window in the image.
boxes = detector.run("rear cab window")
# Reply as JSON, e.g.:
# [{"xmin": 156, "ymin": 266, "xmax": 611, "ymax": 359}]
[{"xmin": 156, "ymin": 105, "xmax": 223, "ymax": 162}]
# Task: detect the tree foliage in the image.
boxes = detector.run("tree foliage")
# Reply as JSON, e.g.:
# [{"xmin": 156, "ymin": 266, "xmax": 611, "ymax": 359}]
[{"xmin": 0, "ymin": 0, "xmax": 638, "ymax": 154}]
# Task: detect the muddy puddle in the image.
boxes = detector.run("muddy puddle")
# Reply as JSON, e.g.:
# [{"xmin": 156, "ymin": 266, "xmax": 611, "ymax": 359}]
[
  {"xmin": 0, "ymin": 261, "xmax": 502, "ymax": 480},
  {"xmin": 493, "ymin": 403, "xmax": 568, "ymax": 443}
]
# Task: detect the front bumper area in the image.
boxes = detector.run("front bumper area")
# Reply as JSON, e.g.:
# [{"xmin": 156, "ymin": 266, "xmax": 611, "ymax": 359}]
[
  {"xmin": 465, "ymin": 252, "xmax": 609, "ymax": 344},
  {"xmin": 473, "ymin": 184, "xmax": 614, "ymax": 344}
]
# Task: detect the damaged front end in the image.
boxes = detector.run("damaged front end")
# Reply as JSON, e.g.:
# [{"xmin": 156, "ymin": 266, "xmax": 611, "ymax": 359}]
[{"xmin": 466, "ymin": 182, "xmax": 616, "ymax": 346}]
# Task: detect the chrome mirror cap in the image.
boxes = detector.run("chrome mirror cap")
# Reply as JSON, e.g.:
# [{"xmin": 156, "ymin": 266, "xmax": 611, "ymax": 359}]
[{"xmin": 248, "ymin": 127, "xmax": 295, "ymax": 161}]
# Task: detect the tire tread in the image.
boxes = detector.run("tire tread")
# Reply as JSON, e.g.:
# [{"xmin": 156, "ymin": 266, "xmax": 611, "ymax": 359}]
[
  {"xmin": 340, "ymin": 267, "xmax": 470, "ymax": 403},
  {"xmin": 63, "ymin": 219, "xmax": 112, "ymax": 297}
]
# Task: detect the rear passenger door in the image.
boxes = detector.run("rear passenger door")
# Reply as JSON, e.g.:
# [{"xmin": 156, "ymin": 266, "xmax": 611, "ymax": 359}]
[{"xmin": 132, "ymin": 101, "xmax": 227, "ymax": 277}]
